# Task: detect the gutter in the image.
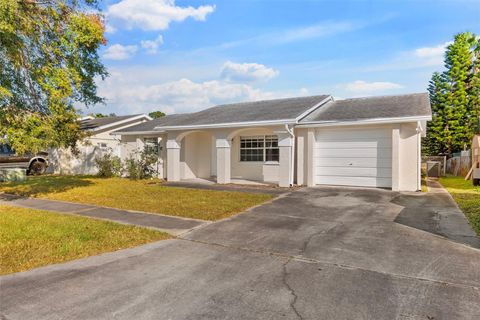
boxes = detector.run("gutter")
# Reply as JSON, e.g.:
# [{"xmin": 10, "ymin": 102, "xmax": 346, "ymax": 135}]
[
  {"xmin": 297, "ymin": 115, "xmax": 432, "ymax": 128},
  {"xmin": 110, "ymin": 130, "xmax": 166, "ymax": 136},
  {"xmin": 153, "ymin": 119, "xmax": 297, "ymax": 131},
  {"xmin": 90, "ymin": 114, "xmax": 153, "ymax": 133}
]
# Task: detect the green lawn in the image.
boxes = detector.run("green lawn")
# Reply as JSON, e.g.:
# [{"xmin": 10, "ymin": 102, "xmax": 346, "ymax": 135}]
[
  {"xmin": 0, "ymin": 176, "xmax": 273, "ymax": 220},
  {"xmin": 0, "ymin": 205, "xmax": 170, "ymax": 275},
  {"xmin": 439, "ymin": 175, "xmax": 480, "ymax": 235}
]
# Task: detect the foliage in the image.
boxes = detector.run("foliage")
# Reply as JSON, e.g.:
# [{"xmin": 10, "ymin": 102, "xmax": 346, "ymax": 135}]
[
  {"xmin": 0, "ymin": 0, "xmax": 107, "ymax": 154},
  {"xmin": 125, "ymin": 147, "xmax": 159, "ymax": 180},
  {"xmin": 88, "ymin": 112, "xmax": 116, "ymax": 118},
  {"xmin": 440, "ymin": 175, "xmax": 480, "ymax": 235},
  {"xmin": 424, "ymin": 32, "xmax": 480, "ymax": 155},
  {"xmin": 148, "ymin": 111, "xmax": 166, "ymax": 119},
  {"xmin": 0, "ymin": 176, "xmax": 274, "ymax": 221},
  {"xmin": 95, "ymin": 153, "xmax": 122, "ymax": 177},
  {"xmin": 0, "ymin": 205, "xmax": 169, "ymax": 275}
]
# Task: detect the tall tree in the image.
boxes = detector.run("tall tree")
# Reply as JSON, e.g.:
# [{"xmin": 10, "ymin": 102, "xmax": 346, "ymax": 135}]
[
  {"xmin": 444, "ymin": 33, "xmax": 472, "ymax": 153},
  {"xmin": 149, "ymin": 111, "xmax": 166, "ymax": 119},
  {"xmin": 467, "ymin": 33, "xmax": 480, "ymax": 131},
  {"xmin": 0, "ymin": 0, "xmax": 107, "ymax": 154},
  {"xmin": 424, "ymin": 72, "xmax": 447, "ymax": 155},
  {"xmin": 424, "ymin": 32, "xmax": 480, "ymax": 155}
]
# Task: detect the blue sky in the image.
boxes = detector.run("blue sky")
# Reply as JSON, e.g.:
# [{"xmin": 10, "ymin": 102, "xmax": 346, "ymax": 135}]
[{"xmin": 88, "ymin": 0, "xmax": 480, "ymax": 116}]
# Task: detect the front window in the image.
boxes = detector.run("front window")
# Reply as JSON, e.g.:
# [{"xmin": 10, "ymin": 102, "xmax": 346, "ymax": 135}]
[
  {"xmin": 240, "ymin": 135, "xmax": 279, "ymax": 162},
  {"xmin": 97, "ymin": 142, "xmax": 108, "ymax": 150},
  {"xmin": 144, "ymin": 138, "xmax": 159, "ymax": 154}
]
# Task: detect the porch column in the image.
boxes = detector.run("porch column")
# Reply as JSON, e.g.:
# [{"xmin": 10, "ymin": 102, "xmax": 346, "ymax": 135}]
[
  {"xmin": 278, "ymin": 132, "xmax": 294, "ymax": 187},
  {"xmin": 166, "ymin": 139, "xmax": 180, "ymax": 182},
  {"xmin": 391, "ymin": 126, "xmax": 400, "ymax": 191},
  {"xmin": 306, "ymin": 128, "xmax": 316, "ymax": 187},
  {"xmin": 216, "ymin": 137, "xmax": 231, "ymax": 184}
]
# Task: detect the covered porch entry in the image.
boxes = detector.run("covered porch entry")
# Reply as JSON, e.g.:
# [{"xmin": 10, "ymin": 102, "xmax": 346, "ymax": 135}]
[{"xmin": 165, "ymin": 126, "xmax": 294, "ymax": 187}]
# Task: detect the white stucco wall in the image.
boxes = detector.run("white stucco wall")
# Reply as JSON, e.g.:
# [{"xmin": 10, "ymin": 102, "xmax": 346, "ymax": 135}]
[
  {"xmin": 398, "ymin": 122, "xmax": 421, "ymax": 191},
  {"xmin": 295, "ymin": 128, "xmax": 307, "ymax": 186},
  {"xmin": 297, "ymin": 123, "xmax": 421, "ymax": 191},
  {"xmin": 230, "ymin": 128, "xmax": 279, "ymax": 183},
  {"xmin": 120, "ymin": 133, "xmax": 166, "ymax": 179},
  {"xmin": 180, "ymin": 132, "xmax": 213, "ymax": 179},
  {"xmin": 49, "ymin": 118, "xmax": 149, "ymax": 175}
]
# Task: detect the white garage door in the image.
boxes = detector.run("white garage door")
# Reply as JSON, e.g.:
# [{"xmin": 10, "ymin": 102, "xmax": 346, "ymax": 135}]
[{"xmin": 314, "ymin": 127, "xmax": 392, "ymax": 188}]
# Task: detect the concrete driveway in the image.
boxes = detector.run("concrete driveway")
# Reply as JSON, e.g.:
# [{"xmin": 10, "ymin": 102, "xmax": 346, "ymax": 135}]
[{"xmin": 1, "ymin": 187, "xmax": 479, "ymax": 320}]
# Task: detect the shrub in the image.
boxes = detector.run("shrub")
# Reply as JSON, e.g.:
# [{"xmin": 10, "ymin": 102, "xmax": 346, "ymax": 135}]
[
  {"xmin": 95, "ymin": 153, "xmax": 123, "ymax": 177},
  {"xmin": 125, "ymin": 148, "xmax": 158, "ymax": 180}
]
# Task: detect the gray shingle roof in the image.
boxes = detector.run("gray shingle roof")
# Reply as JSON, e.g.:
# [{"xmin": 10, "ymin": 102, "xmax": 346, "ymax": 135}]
[
  {"xmin": 80, "ymin": 114, "xmax": 144, "ymax": 130},
  {"xmin": 113, "ymin": 93, "xmax": 431, "ymax": 135},
  {"xmin": 114, "ymin": 114, "xmax": 192, "ymax": 133},
  {"xmin": 300, "ymin": 93, "xmax": 431, "ymax": 123},
  {"xmin": 157, "ymin": 95, "xmax": 329, "ymax": 128},
  {"xmin": 114, "ymin": 95, "xmax": 330, "ymax": 133}
]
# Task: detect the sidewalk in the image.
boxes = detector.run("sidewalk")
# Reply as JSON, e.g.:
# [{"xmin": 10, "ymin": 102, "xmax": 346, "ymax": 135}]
[{"xmin": 0, "ymin": 193, "xmax": 206, "ymax": 236}]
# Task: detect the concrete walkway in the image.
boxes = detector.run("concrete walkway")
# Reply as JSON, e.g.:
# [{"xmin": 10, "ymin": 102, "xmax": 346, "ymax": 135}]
[
  {"xmin": 2, "ymin": 186, "xmax": 479, "ymax": 320},
  {"xmin": 393, "ymin": 178, "xmax": 480, "ymax": 248},
  {"xmin": 0, "ymin": 193, "xmax": 206, "ymax": 235},
  {"xmin": 163, "ymin": 181, "xmax": 290, "ymax": 195}
]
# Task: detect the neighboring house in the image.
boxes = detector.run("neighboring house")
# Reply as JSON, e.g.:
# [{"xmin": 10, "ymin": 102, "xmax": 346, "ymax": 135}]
[
  {"xmin": 49, "ymin": 114, "xmax": 152, "ymax": 175},
  {"xmin": 113, "ymin": 93, "xmax": 431, "ymax": 191}
]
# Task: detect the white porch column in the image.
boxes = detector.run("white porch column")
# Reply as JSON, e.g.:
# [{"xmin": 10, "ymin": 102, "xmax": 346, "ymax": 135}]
[
  {"xmin": 391, "ymin": 126, "xmax": 400, "ymax": 191},
  {"xmin": 296, "ymin": 130, "xmax": 306, "ymax": 186},
  {"xmin": 306, "ymin": 128, "xmax": 316, "ymax": 187},
  {"xmin": 277, "ymin": 132, "xmax": 294, "ymax": 187},
  {"xmin": 166, "ymin": 139, "xmax": 181, "ymax": 182},
  {"xmin": 216, "ymin": 137, "xmax": 231, "ymax": 184}
]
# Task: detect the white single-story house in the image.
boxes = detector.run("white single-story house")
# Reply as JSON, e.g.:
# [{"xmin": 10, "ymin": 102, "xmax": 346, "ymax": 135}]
[
  {"xmin": 49, "ymin": 114, "xmax": 151, "ymax": 175},
  {"xmin": 113, "ymin": 93, "xmax": 431, "ymax": 191}
]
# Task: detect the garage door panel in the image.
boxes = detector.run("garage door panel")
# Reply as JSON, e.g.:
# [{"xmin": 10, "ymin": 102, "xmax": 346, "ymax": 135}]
[
  {"xmin": 315, "ymin": 139, "xmax": 391, "ymax": 149},
  {"xmin": 316, "ymin": 167, "xmax": 392, "ymax": 178},
  {"xmin": 315, "ymin": 157, "xmax": 392, "ymax": 168},
  {"xmin": 315, "ymin": 148, "xmax": 392, "ymax": 158},
  {"xmin": 315, "ymin": 176, "xmax": 392, "ymax": 188},
  {"xmin": 314, "ymin": 127, "xmax": 392, "ymax": 188},
  {"xmin": 315, "ymin": 129, "xmax": 391, "ymax": 140}
]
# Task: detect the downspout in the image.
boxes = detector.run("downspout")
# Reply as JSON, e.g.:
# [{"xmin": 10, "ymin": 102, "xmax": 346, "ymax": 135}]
[{"xmin": 285, "ymin": 124, "xmax": 295, "ymax": 186}]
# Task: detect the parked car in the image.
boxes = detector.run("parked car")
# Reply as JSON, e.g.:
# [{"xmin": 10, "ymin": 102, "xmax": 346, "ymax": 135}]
[{"xmin": 0, "ymin": 144, "xmax": 49, "ymax": 175}]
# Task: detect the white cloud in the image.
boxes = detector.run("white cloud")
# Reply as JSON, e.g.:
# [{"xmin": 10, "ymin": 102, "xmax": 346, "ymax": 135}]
[
  {"xmin": 107, "ymin": 0, "xmax": 215, "ymax": 31},
  {"xmin": 96, "ymin": 72, "xmax": 279, "ymax": 115},
  {"xmin": 141, "ymin": 35, "xmax": 164, "ymax": 54},
  {"xmin": 414, "ymin": 41, "xmax": 452, "ymax": 58},
  {"xmin": 103, "ymin": 44, "xmax": 138, "ymax": 60},
  {"xmin": 344, "ymin": 80, "xmax": 403, "ymax": 95},
  {"xmin": 278, "ymin": 22, "xmax": 356, "ymax": 44},
  {"xmin": 361, "ymin": 41, "xmax": 453, "ymax": 72},
  {"xmin": 299, "ymin": 88, "xmax": 309, "ymax": 96},
  {"xmin": 212, "ymin": 21, "xmax": 359, "ymax": 51},
  {"xmin": 105, "ymin": 23, "xmax": 116, "ymax": 34},
  {"xmin": 221, "ymin": 61, "xmax": 279, "ymax": 82}
]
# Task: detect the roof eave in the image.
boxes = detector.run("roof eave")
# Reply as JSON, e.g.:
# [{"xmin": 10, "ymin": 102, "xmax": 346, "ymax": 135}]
[
  {"xmin": 294, "ymin": 96, "xmax": 334, "ymax": 123},
  {"xmin": 88, "ymin": 114, "xmax": 153, "ymax": 132},
  {"xmin": 111, "ymin": 130, "xmax": 166, "ymax": 136},
  {"xmin": 297, "ymin": 115, "xmax": 432, "ymax": 128},
  {"xmin": 153, "ymin": 119, "xmax": 298, "ymax": 131}
]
